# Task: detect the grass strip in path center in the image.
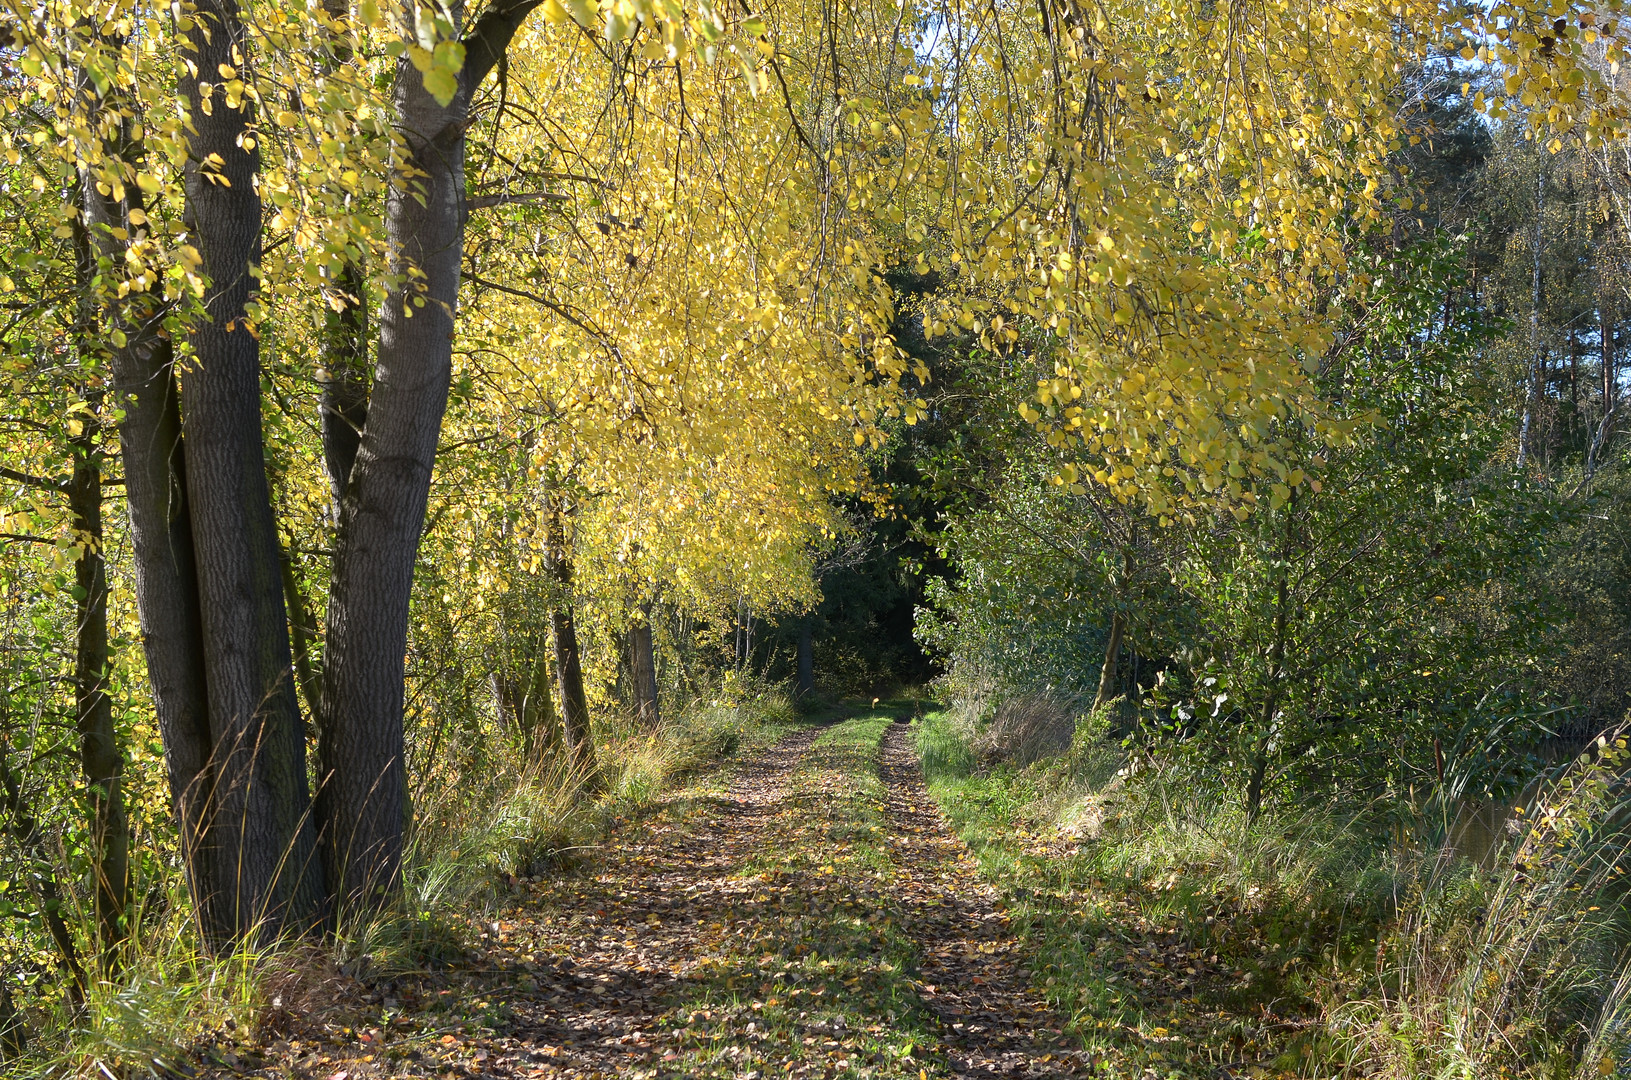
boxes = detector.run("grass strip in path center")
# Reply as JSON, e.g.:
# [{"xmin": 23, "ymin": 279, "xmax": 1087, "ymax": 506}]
[{"xmin": 657, "ymin": 712, "xmax": 1088, "ymax": 1079}]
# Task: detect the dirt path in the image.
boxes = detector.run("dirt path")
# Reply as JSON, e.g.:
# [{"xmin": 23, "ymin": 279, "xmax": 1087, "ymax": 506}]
[
  {"xmin": 245, "ymin": 716, "xmax": 1087, "ymax": 1079},
  {"xmin": 877, "ymin": 723, "xmax": 1086, "ymax": 1077}
]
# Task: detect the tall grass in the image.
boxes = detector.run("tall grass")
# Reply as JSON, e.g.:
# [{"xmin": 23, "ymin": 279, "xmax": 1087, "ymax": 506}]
[
  {"xmin": 6, "ymin": 875, "xmax": 275, "ymax": 1079},
  {"xmin": 1335, "ymin": 735, "xmax": 1631, "ymax": 1080},
  {"xmin": 917, "ymin": 704, "xmax": 1631, "ymax": 1079}
]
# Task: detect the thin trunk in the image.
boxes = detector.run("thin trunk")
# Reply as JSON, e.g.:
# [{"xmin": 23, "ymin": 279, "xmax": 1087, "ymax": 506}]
[
  {"xmin": 68, "ymin": 417, "xmax": 129, "ymax": 967},
  {"xmin": 1093, "ymin": 549, "xmax": 1133, "ymax": 712},
  {"xmin": 0, "ymin": 744, "xmax": 87, "ymax": 1006},
  {"xmin": 1519, "ymin": 167, "xmax": 1544, "ymax": 470},
  {"xmin": 490, "ymin": 670, "xmax": 520, "ymax": 733},
  {"xmin": 521, "ymin": 629, "xmax": 562, "ymax": 764},
  {"xmin": 629, "ymin": 603, "xmax": 660, "ymax": 728},
  {"xmin": 69, "ymin": 166, "xmax": 130, "ymax": 966},
  {"xmin": 321, "ymin": 272, "xmax": 369, "ymax": 516},
  {"xmin": 182, "ymin": 0, "xmax": 324, "ymax": 938},
  {"xmin": 796, "ymin": 621, "xmax": 814, "ymax": 698},
  {"xmin": 318, "ymin": 0, "xmax": 369, "ymax": 518},
  {"xmin": 546, "ymin": 512, "xmax": 599, "ymax": 789},
  {"xmin": 551, "ymin": 608, "xmax": 599, "ymax": 790},
  {"xmin": 1093, "ymin": 609, "xmax": 1125, "ymax": 713},
  {"xmin": 1589, "ymin": 296, "xmax": 1619, "ymax": 480},
  {"xmin": 80, "ymin": 60, "xmax": 222, "ymax": 939},
  {"xmin": 1246, "ymin": 526, "xmax": 1294, "ymax": 825},
  {"xmin": 278, "ymin": 544, "xmax": 324, "ymax": 728}
]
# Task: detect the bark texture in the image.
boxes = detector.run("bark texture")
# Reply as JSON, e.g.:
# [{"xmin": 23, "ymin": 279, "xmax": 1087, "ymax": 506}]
[
  {"xmin": 71, "ymin": 161, "xmax": 130, "ymax": 966},
  {"xmin": 105, "ymin": 330, "xmax": 220, "ymax": 931},
  {"xmin": 546, "ymin": 510, "xmax": 599, "ymax": 789},
  {"xmin": 316, "ymin": 0, "xmax": 548, "ymax": 908},
  {"xmin": 84, "ymin": 84, "xmax": 224, "ymax": 939},
  {"xmin": 318, "ymin": 38, "xmax": 467, "ymax": 909},
  {"xmin": 321, "ymin": 256, "xmax": 370, "ymax": 513},
  {"xmin": 181, "ymin": 0, "xmax": 324, "ymax": 937},
  {"xmin": 551, "ymin": 606, "xmax": 600, "ymax": 789}
]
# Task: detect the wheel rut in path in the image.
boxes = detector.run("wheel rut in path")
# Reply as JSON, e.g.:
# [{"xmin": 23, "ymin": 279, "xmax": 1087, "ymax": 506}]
[
  {"xmin": 877, "ymin": 721, "xmax": 1088, "ymax": 1078},
  {"xmin": 493, "ymin": 724, "xmax": 835, "ymax": 1076},
  {"xmin": 237, "ymin": 719, "xmax": 1087, "ymax": 1079}
]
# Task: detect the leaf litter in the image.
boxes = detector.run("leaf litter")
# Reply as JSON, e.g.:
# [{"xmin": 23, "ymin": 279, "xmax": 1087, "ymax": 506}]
[{"xmin": 185, "ymin": 715, "xmax": 1092, "ymax": 1079}]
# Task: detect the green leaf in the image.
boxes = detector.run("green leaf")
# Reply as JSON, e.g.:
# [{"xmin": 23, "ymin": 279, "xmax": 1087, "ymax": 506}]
[
  {"xmin": 423, "ymin": 67, "xmax": 458, "ymax": 106},
  {"xmin": 433, "ymin": 40, "xmax": 466, "ymax": 72}
]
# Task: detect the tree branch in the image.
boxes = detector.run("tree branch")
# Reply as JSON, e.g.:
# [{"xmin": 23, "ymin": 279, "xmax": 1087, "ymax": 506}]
[
  {"xmin": 0, "ymin": 465, "xmax": 68, "ymax": 493},
  {"xmin": 466, "ymin": 191, "xmax": 568, "ymax": 209},
  {"xmin": 462, "ymin": 0, "xmax": 548, "ymax": 94},
  {"xmin": 461, "ymin": 272, "xmax": 623, "ymax": 361}
]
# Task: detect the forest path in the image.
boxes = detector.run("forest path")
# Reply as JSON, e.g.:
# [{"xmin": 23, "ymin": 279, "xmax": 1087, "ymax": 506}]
[{"xmin": 254, "ymin": 714, "xmax": 1089, "ymax": 1079}]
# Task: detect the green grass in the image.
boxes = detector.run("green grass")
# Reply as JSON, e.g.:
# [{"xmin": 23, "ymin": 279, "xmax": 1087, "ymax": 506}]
[{"xmin": 912, "ymin": 709, "xmax": 1631, "ymax": 1080}]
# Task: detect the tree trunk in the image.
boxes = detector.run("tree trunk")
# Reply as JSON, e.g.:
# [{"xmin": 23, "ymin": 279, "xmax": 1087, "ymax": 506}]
[
  {"xmin": 68, "ymin": 415, "xmax": 129, "ymax": 967},
  {"xmin": 322, "ymin": 272, "xmax": 370, "ymax": 516},
  {"xmin": 629, "ymin": 604, "xmax": 660, "ymax": 728},
  {"xmin": 80, "ymin": 71, "xmax": 226, "ymax": 940},
  {"xmin": 317, "ymin": 0, "xmax": 370, "ymax": 519},
  {"xmin": 1588, "ymin": 280, "xmax": 1618, "ymax": 480},
  {"xmin": 796, "ymin": 621, "xmax": 814, "ymax": 697},
  {"xmin": 545, "ymin": 512, "xmax": 599, "ymax": 790},
  {"xmin": 315, "ymin": 0, "xmax": 549, "ymax": 909},
  {"xmin": 316, "ymin": 10, "xmax": 471, "ymax": 912},
  {"xmin": 491, "ymin": 632, "xmax": 561, "ymax": 766},
  {"xmin": 1093, "ymin": 608, "xmax": 1126, "ymax": 713},
  {"xmin": 521, "ymin": 627, "xmax": 561, "ymax": 764},
  {"xmin": 104, "ymin": 330, "xmax": 222, "ymax": 934},
  {"xmin": 1093, "ymin": 549, "xmax": 1133, "ymax": 712},
  {"xmin": 551, "ymin": 607, "xmax": 599, "ymax": 790},
  {"xmin": 1246, "ymin": 541, "xmax": 1293, "ymax": 825},
  {"xmin": 1519, "ymin": 166, "xmax": 1544, "ymax": 470},
  {"xmin": 181, "ymin": 0, "xmax": 325, "ymax": 938},
  {"xmin": 278, "ymin": 543, "xmax": 324, "ymax": 729},
  {"xmin": 70, "ymin": 162, "xmax": 130, "ymax": 967}
]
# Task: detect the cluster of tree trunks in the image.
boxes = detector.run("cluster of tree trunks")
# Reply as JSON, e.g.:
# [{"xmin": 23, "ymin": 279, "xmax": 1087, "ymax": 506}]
[{"xmin": 55, "ymin": 0, "xmax": 558, "ymax": 946}]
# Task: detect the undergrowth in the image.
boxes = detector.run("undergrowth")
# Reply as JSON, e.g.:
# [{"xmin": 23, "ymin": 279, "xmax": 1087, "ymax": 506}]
[{"xmin": 915, "ymin": 706, "xmax": 1631, "ymax": 1079}]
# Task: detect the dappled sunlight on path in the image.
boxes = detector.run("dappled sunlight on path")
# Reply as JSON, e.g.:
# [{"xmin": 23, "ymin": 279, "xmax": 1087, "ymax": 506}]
[{"xmin": 210, "ymin": 717, "xmax": 1087, "ymax": 1079}]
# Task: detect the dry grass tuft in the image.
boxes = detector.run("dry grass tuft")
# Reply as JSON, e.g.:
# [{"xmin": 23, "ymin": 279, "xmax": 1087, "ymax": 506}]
[{"xmin": 972, "ymin": 688, "xmax": 1086, "ymax": 768}]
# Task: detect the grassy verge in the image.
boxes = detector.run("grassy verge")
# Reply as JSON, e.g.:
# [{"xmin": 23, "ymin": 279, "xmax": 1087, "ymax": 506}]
[{"xmin": 914, "ymin": 709, "xmax": 1631, "ymax": 1080}]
